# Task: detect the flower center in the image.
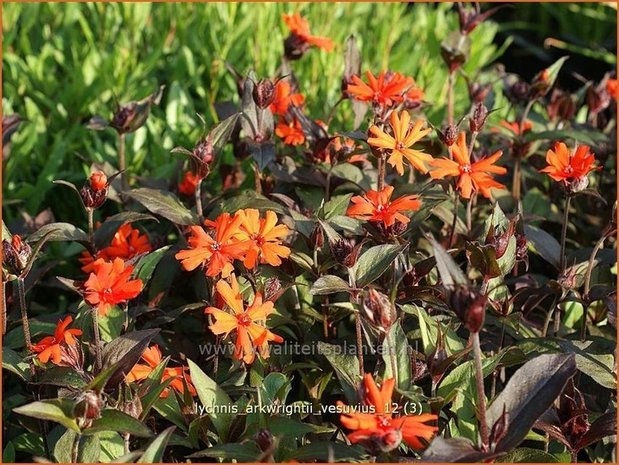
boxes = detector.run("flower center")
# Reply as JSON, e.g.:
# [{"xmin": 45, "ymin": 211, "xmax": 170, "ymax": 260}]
[
  {"xmin": 377, "ymin": 416, "xmax": 392, "ymax": 429},
  {"xmin": 395, "ymin": 141, "xmax": 405, "ymax": 150},
  {"xmin": 237, "ymin": 313, "xmax": 252, "ymax": 327},
  {"xmin": 563, "ymin": 165, "xmax": 574, "ymax": 175},
  {"xmin": 375, "ymin": 203, "xmax": 387, "ymax": 213},
  {"xmin": 459, "ymin": 164, "xmax": 472, "ymax": 174},
  {"xmin": 251, "ymin": 233, "xmax": 265, "ymax": 246},
  {"xmin": 210, "ymin": 242, "xmax": 221, "ymax": 252},
  {"xmin": 103, "ymin": 288, "xmax": 113, "ymax": 295}
]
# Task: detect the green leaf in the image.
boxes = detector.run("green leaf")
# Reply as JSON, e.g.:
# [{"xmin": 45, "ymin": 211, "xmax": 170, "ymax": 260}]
[
  {"xmin": 27, "ymin": 222, "xmax": 88, "ymax": 243},
  {"xmin": 84, "ymin": 409, "xmax": 153, "ymax": 438},
  {"xmin": 381, "ymin": 321, "xmax": 412, "ymax": 390},
  {"xmin": 353, "ymin": 244, "xmax": 405, "ymax": 287},
  {"xmin": 317, "ymin": 341, "xmax": 361, "ymax": 403},
  {"xmin": 14, "ymin": 398, "xmax": 79, "ymax": 432},
  {"xmin": 132, "ymin": 246, "xmax": 171, "ymax": 284},
  {"xmin": 137, "ymin": 426, "xmax": 175, "ymax": 463},
  {"xmin": 496, "ymin": 447, "xmax": 559, "ymax": 463},
  {"xmin": 310, "ymin": 275, "xmax": 350, "ymax": 296},
  {"xmin": 188, "ymin": 359, "xmax": 233, "ymax": 441},
  {"xmin": 322, "ymin": 194, "xmax": 353, "ymax": 219},
  {"xmin": 2, "ymin": 347, "xmax": 31, "ymax": 381},
  {"xmin": 287, "ymin": 441, "xmax": 366, "ymax": 462},
  {"xmin": 428, "ymin": 234, "xmax": 467, "ymax": 287},
  {"xmin": 486, "ymin": 353, "xmax": 577, "ymax": 452},
  {"xmin": 209, "ymin": 112, "xmax": 241, "ymax": 152},
  {"xmin": 126, "ymin": 188, "xmax": 197, "ymax": 225},
  {"xmin": 188, "ymin": 442, "xmax": 261, "ymax": 461},
  {"xmin": 35, "ymin": 366, "xmax": 89, "ymax": 389},
  {"xmin": 98, "ymin": 431, "xmax": 125, "ymax": 463},
  {"xmin": 524, "ymin": 225, "xmax": 561, "ymax": 269}
]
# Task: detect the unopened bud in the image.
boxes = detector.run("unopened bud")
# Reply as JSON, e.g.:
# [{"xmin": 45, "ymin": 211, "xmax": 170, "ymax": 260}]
[
  {"xmin": 253, "ymin": 79, "xmax": 276, "ymax": 110},
  {"xmin": 330, "ymin": 237, "xmax": 361, "ymax": 268},
  {"xmin": 362, "ymin": 289, "xmax": 396, "ymax": 334},
  {"xmin": 75, "ymin": 390, "xmax": 103, "ymax": 428},
  {"xmin": 449, "ymin": 285, "xmax": 487, "ymax": 333},
  {"xmin": 264, "ymin": 277, "xmax": 282, "ymax": 302},
  {"xmin": 438, "ymin": 124, "xmax": 458, "ymax": 147},
  {"xmin": 310, "ymin": 225, "xmax": 324, "ymax": 249},
  {"xmin": 255, "ymin": 429, "xmax": 273, "ymax": 452},
  {"xmin": 426, "ymin": 337, "xmax": 448, "ymax": 384},
  {"xmin": 2, "ymin": 235, "xmax": 32, "ymax": 275},
  {"xmin": 80, "ymin": 172, "xmax": 109, "ymax": 209},
  {"xmin": 89, "ymin": 171, "xmax": 107, "ymax": 191},
  {"xmin": 192, "ymin": 138, "xmax": 214, "ymax": 178},
  {"xmin": 506, "ymin": 81, "xmax": 531, "ymax": 106},
  {"xmin": 468, "ymin": 82, "xmax": 492, "ymax": 104},
  {"xmin": 469, "ymin": 103, "xmax": 489, "ymax": 133}
]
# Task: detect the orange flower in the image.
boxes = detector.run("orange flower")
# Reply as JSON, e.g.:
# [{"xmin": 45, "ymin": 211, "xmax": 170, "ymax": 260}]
[
  {"xmin": 282, "ymin": 13, "xmax": 334, "ymax": 51},
  {"xmin": 339, "ymin": 374, "xmax": 438, "ymax": 451},
  {"xmin": 269, "ymin": 80, "xmax": 305, "ymax": 116},
  {"xmin": 347, "ymin": 186, "xmax": 421, "ymax": 227},
  {"xmin": 179, "ymin": 170, "xmax": 201, "ymax": 196},
  {"xmin": 237, "ymin": 209, "xmax": 291, "ymax": 269},
  {"xmin": 540, "ymin": 142, "xmax": 598, "ymax": 182},
  {"xmin": 31, "ymin": 316, "xmax": 82, "ymax": 365},
  {"xmin": 126, "ymin": 345, "xmax": 197, "ymax": 398},
  {"xmin": 498, "ymin": 120, "xmax": 533, "ymax": 136},
  {"xmin": 83, "ymin": 258, "xmax": 144, "ymax": 316},
  {"xmin": 79, "ymin": 224, "xmax": 152, "ymax": 273},
  {"xmin": 430, "ymin": 132, "xmax": 506, "ymax": 199},
  {"xmin": 606, "ymin": 79, "xmax": 617, "ymax": 99},
  {"xmin": 367, "ymin": 110, "xmax": 432, "ymax": 175},
  {"xmin": 206, "ymin": 275, "xmax": 283, "ymax": 364},
  {"xmin": 175, "ymin": 212, "xmax": 249, "ymax": 278},
  {"xmin": 275, "ymin": 118, "xmax": 305, "ymax": 146},
  {"xmin": 347, "ymin": 71, "xmax": 414, "ymax": 108},
  {"xmin": 89, "ymin": 171, "xmax": 108, "ymax": 191}
]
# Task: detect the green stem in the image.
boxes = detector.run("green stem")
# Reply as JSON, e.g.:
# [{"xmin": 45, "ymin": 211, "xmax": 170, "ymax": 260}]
[
  {"xmin": 92, "ymin": 308, "xmax": 102, "ymax": 371},
  {"xmin": 512, "ymin": 157, "xmax": 522, "ymax": 201},
  {"xmin": 386, "ymin": 329, "xmax": 398, "ymax": 386},
  {"xmin": 466, "ymin": 196, "xmax": 473, "ymax": 235},
  {"xmin": 472, "ymin": 332, "xmax": 490, "ymax": 451},
  {"xmin": 71, "ymin": 432, "xmax": 81, "ymax": 463},
  {"xmin": 560, "ymin": 195, "xmax": 571, "ymax": 273}
]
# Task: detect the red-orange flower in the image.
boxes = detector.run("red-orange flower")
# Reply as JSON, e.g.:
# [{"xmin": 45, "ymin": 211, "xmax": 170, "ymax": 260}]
[
  {"xmin": 540, "ymin": 142, "xmax": 598, "ymax": 182},
  {"xmin": 206, "ymin": 275, "xmax": 283, "ymax": 364},
  {"xmin": 79, "ymin": 224, "xmax": 152, "ymax": 273},
  {"xmin": 83, "ymin": 258, "xmax": 144, "ymax": 316},
  {"xmin": 179, "ymin": 170, "xmax": 201, "ymax": 196},
  {"xmin": 269, "ymin": 80, "xmax": 305, "ymax": 116},
  {"xmin": 175, "ymin": 212, "xmax": 249, "ymax": 278},
  {"xmin": 89, "ymin": 171, "xmax": 108, "ymax": 191},
  {"xmin": 282, "ymin": 13, "xmax": 334, "ymax": 51},
  {"xmin": 367, "ymin": 110, "xmax": 432, "ymax": 175},
  {"xmin": 126, "ymin": 345, "xmax": 197, "ymax": 398},
  {"xmin": 237, "ymin": 209, "xmax": 291, "ymax": 269},
  {"xmin": 347, "ymin": 71, "xmax": 415, "ymax": 108},
  {"xmin": 498, "ymin": 120, "xmax": 533, "ymax": 136},
  {"xmin": 430, "ymin": 132, "xmax": 506, "ymax": 199},
  {"xmin": 339, "ymin": 374, "xmax": 438, "ymax": 451},
  {"xmin": 606, "ymin": 79, "xmax": 617, "ymax": 99},
  {"xmin": 275, "ymin": 118, "xmax": 305, "ymax": 146},
  {"xmin": 347, "ymin": 186, "xmax": 421, "ymax": 227},
  {"xmin": 31, "ymin": 316, "xmax": 82, "ymax": 364}
]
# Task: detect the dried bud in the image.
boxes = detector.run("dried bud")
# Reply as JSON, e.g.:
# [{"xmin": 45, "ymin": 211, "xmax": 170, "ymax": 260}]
[
  {"xmin": 253, "ymin": 79, "xmax": 276, "ymax": 109},
  {"xmin": 255, "ymin": 429, "xmax": 274, "ymax": 452},
  {"xmin": 516, "ymin": 233, "xmax": 528, "ymax": 263},
  {"xmin": 110, "ymin": 86, "xmax": 163, "ymax": 134},
  {"xmin": 3, "ymin": 235, "xmax": 32, "ymax": 276},
  {"xmin": 120, "ymin": 396, "xmax": 143, "ymax": 420},
  {"xmin": 74, "ymin": 390, "xmax": 103, "ymax": 428},
  {"xmin": 377, "ymin": 429, "xmax": 402, "ymax": 453},
  {"xmin": 489, "ymin": 406, "xmax": 509, "ymax": 449},
  {"xmin": 310, "ymin": 224, "xmax": 324, "ymax": 249},
  {"xmin": 565, "ymin": 175, "xmax": 589, "ymax": 194},
  {"xmin": 469, "ymin": 103, "xmax": 489, "ymax": 133},
  {"xmin": 426, "ymin": 332, "xmax": 448, "ymax": 385},
  {"xmin": 438, "ymin": 124, "xmax": 458, "ymax": 147},
  {"xmin": 547, "ymin": 89, "xmax": 576, "ymax": 122},
  {"xmin": 264, "ymin": 277, "xmax": 282, "ymax": 302},
  {"xmin": 468, "ymin": 82, "xmax": 492, "ymax": 104},
  {"xmin": 193, "ymin": 138, "xmax": 214, "ymax": 178},
  {"xmin": 505, "ymin": 80, "xmax": 531, "ymax": 106},
  {"xmin": 284, "ymin": 33, "xmax": 310, "ymax": 61},
  {"xmin": 440, "ymin": 31, "xmax": 469, "ymax": 73},
  {"xmin": 362, "ymin": 289, "xmax": 397, "ymax": 334},
  {"xmin": 330, "ymin": 237, "xmax": 361, "ymax": 268},
  {"xmin": 558, "ymin": 266, "xmax": 579, "ymax": 290},
  {"xmin": 80, "ymin": 171, "xmax": 109, "ymax": 209},
  {"xmin": 377, "ymin": 221, "xmax": 408, "ymax": 238},
  {"xmin": 586, "ymin": 83, "xmax": 611, "ymax": 115},
  {"xmin": 58, "ymin": 341, "xmax": 84, "ymax": 372},
  {"xmin": 449, "ymin": 285, "xmax": 487, "ymax": 333}
]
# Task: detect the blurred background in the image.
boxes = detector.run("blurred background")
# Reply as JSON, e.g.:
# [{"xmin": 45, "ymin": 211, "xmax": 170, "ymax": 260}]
[{"xmin": 2, "ymin": 2, "xmax": 616, "ymax": 226}]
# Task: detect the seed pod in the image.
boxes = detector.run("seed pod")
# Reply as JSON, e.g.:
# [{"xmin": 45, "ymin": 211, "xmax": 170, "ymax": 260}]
[
  {"xmin": 253, "ymin": 79, "xmax": 276, "ymax": 110},
  {"xmin": 2, "ymin": 235, "xmax": 32, "ymax": 276},
  {"xmin": 449, "ymin": 285, "xmax": 487, "ymax": 333},
  {"xmin": 362, "ymin": 288, "xmax": 396, "ymax": 334},
  {"xmin": 437, "ymin": 124, "xmax": 458, "ymax": 147}
]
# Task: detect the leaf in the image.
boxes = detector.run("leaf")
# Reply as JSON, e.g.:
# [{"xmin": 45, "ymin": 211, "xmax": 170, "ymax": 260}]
[
  {"xmin": 486, "ymin": 353, "xmax": 577, "ymax": 452},
  {"xmin": 93, "ymin": 212, "xmax": 157, "ymax": 249},
  {"xmin": 310, "ymin": 275, "xmax": 350, "ymax": 296},
  {"xmin": 132, "ymin": 246, "xmax": 171, "ymax": 284},
  {"xmin": 98, "ymin": 431, "xmax": 125, "ymax": 463},
  {"xmin": 35, "ymin": 366, "xmax": 89, "ymax": 389},
  {"xmin": 524, "ymin": 225, "xmax": 561, "ymax": 269},
  {"xmin": 188, "ymin": 359, "xmax": 233, "ymax": 441},
  {"xmin": 353, "ymin": 244, "xmax": 405, "ymax": 287},
  {"xmin": 382, "ymin": 321, "xmax": 412, "ymax": 390},
  {"xmin": 84, "ymin": 409, "xmax": 153, "ymax": 438},
  {"xmin": 495, "ymin": 447, "xmax": 559, "ymax": 463},
  {"xmin": 96, "ymin": 328, "xmax": 160, "ymax": 391},
  {"xmin": 287, "ymin": 441, "xmax": 366, "ymax": 462},
  {"xmin": 209, "ymin": 112, "xmax": 240, "ymax": 152},
  {"xmin": 322, "ymin": 193, "xmax": 353, "ymax": 219},
  {"xmin": 54, "ymin": 430, "xmax": 100, "ymax": 463},
  {"xmin": 126, "ymin": 188, "xmax": 197, "ymax": 225},
  {"xmin": 317, "ymin": 341, "xmax": 361, "ymax": 403},
  {"xmin": 137, "ymin": 426, "xmax": 175, "ymax": 463},
  {"xmin": 188, "ymin": 443, "xmax": 261, "ymax": 461},
  {"xmin": 422, "ymin": 437, "xmax": 493, "ymax": 462},
  {"xmin": 27, "ymin": 222, "xmax": 88, "ymax": 243},
  {"xmin": 13, "ymin": 398, "xmax": 80, "ymax": 432},
  {"xmin": 428, "ymin": 234, "xmax": 467, "ymax": 287},
  {"xmin": 248, "ymin": 140, "xmax": 276, "ymax": 171},
  {"xmin": 575, "ymin": 411, "xmax": 616, "ymax": 450},
  {"xmin": 2, "ymin": 347, "xmax": 32, "ymax": 381}
]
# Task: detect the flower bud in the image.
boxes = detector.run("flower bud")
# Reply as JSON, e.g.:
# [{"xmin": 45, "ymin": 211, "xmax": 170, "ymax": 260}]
[
  {"xmin": 530, "ymin": 68, "xmax": 551, "ymax": 99},
  {"xmin": 110, "ymin": 86, "xmax": 163, "ymax": 134},
  {"xmin": 255, "ymin": 429, "xmax": 274, "ymax": 452},
  {"xmin": 264, "ymin": 276, "xmax": 282, "ymax": 302},
  {"xmin": 586, "ymin": 84, "xmax": 611, "ymax": 115},
  {"xmin": 547, "ymin": 89, "xmax": 576, "ymax": 122},
  {"xmin": 362, "ymin": 289, "xmax": 396, "ymax": 334},
  {"xmin": 426, "ymin": 330, "xmax": 449, "ymax": 385},
  {"xmin": 80, "ymin": 171, "xmax": 109, "ymax": 209},
  {"xmin": 2, "ymin": 235, "xmax": 32, "ymax": 276},
  {"xmin": 449, "ymin": 285, "xmax": 487, "ymax": 333},
  {"xmin": 469, "ymin": 103, "xmax": 489, "ymax": 133},
  {"xmin": 58, "ymin": 341, "xmax": 84, "ymax": 372},
  {"xmin": 330, "ymin": 237, "xmax": 361, "ymax": 268},
  {"xmin": 253, "ymin": 79, "xmax": 276, "ymax": 110},
  {"xmin": 310, "ymin": 224, "xmax": 324, "ymax": 249},
  {"xmin": 75, "ymin": 390, "xmax": 103, "ymax": 428},
  {"xmin": 120, "ymin": 396, "xmax": 143, "ymax": 420},
  {"xmin": 505, "ymin": 81, "xmax": 531, "ymax": 106},
  {"xmin": 516, "ymin": 233, "xmax": 528, "ymax": 261},
  {"xmin": 468, "ymin": 82, "xmax": 492, "ymax": 104},
  {"xmin": 193, "ymin": 138, "xmax": 214, "ymax": 178},
  {"xmin": 438, "ymin": 124, "xmax": 458, "ymax": 147}
]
